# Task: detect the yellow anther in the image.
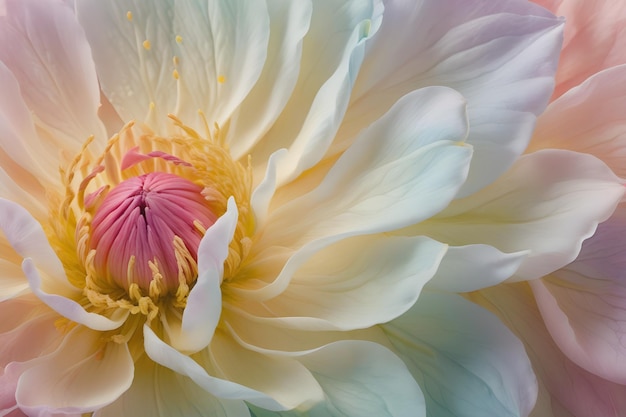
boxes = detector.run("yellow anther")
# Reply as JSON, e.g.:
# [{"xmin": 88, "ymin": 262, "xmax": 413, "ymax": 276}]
[
  {"xmin": 173, "ymin": 69, "xmax": 180, "ymax": 80},
  {"xmin": 126, "ymin": 11, "xmax": 133, "ymax": 21},
  {"xmin": 176, "ymin": 35, "xmax": 183, "ymax": 44},
  {"xmin": 217, "ymin": 75, "xmax": 226, "ymax": 84},
  {"xmin": 149, "ymin": 101, "xmax": 156, "ymax": 110},
  {"xmin": 173, "ymin": 56, "xmax": 179, "ymax": 66},
  {"xmin": 143, "ymin": 40, "xmax": 151, "ymax": 50}
]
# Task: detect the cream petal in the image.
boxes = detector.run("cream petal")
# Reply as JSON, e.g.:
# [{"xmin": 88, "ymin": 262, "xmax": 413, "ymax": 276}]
[
  {"xmin": 234, "ymin": 235, "xmax": 446, "ymax": 331},
  {"xmin": 208, "ymin": 332, "xmax": 324, "ymax": 410},
  {"xmin": 427, "ymin": 244, "xmax": 529, "ymax": 293},
  {"xmin": 0, "ymin": 199, "xmax": 70, "ymax": 291},
  {"xmin": 228, "ymin": 0, "xmax": 312, "ymax": 160},
  {"xmin": 528, "ymin": 64, "xmax": 626, "ymax": 177},
  {"xmin": 239, "ymin": 88, "xmax": 472, "ymax": 302},
  {"xmin": 292, "ymin": 341, "xmax": 427, "ymax": 417},
  {"xmin": 0, "ymin": 0, "xmax": 107, "ymax": 154},
  {"xmin": 384, "ymin": 290, "xmax": 537, "ymax": 417},
  {"xmin": 15, "ymin": 327, "xmax": 133, "ymax": 416},
  {"xmin": 412, "ymin": 150, "xmax": 624, "ymax": 281},
  {"xmin": 143, "ymin": 324, "xmax": 296, "ymax": 411},
  {"xmin": 472, "ymin": 283, "xmax": 626, "ymax": 417},
  {"xmin": 76, "ymin": 0, "xmax": 270, "ymax": 135},
  {"xmin": 267, "ymin": 86, "xmax": 472, "ymax": 248},
  {"xmin": 95, "ymin": 356, "xmax": 250, "ymax": 417},
  {"xmin": 249, "ymin": 0, "xmax": 382, "ymax": 184},
  {"xmin": 344, "ymin": 0, "xmax": 562, "ymax": 197},
  {"xmin": 164, "ymin": 198, "xmax": 238, "ymax": 353},
  {"xmin": 251, "ymin": 149, "xmax": 287, "ymax": 227}
]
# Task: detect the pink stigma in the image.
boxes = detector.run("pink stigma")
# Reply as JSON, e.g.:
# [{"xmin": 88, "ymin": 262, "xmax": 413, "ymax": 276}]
[{"xmin": 89, "ymin": 172, "xmax": 217, "ymax": 292}]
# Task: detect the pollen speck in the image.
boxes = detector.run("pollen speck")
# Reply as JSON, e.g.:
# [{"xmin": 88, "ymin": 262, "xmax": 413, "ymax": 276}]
[
  {"xmin": 176, "ymin": 35, "xmax": 183, "ymax": 44},
  {"xmin": 173, "ymin": 56, "xmax": 179, "ymax": 66},
  {"xmin": 172, "ymin": 69, "xmax": 180, "ymax": 80},
  {"xmin": 143, "ymin": 40, "xmax": 151, "ymax": 50},
  {"xmin": 217, "ymin": 75, "xmax": 226, "ymax": 84},
  {"xmin": 126, "ymin": 11, "xmax": 133, "ymax": 21},
  {"xmin": 149, "ymin": 102, "xmax": 156, "ymax": 110}
]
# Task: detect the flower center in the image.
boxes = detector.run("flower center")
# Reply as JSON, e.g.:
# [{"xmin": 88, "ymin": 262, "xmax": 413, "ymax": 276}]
[{"xmin": 89, "ymin": 172, "xmax": 217, "ymax": 293}]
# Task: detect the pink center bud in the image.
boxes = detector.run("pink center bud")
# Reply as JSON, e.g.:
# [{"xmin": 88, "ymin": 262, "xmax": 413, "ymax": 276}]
[{"xmin": 89, "ymin": 172, "xmax": 217, "ymax": 293}]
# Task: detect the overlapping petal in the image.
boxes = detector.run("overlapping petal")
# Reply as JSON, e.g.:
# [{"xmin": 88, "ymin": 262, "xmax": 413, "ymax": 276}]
[
  {"xmin": 15, "ymin": 327, "xmax": 134, "ymax": 416},
  {"xmin": 0, "ymin": 0, "xmax": 106, "ymax": 154},
  {"xmin": 471, "ymin": 283, "xmax": 626, "ymax": 417},
  {"xmin": 341, "ymin": 0, "xmax": 563, "ymax": 196},
  {"xmin": 384, "ymin": 290, "xmax": 538, "ymax": 417},
  {"xmin": 411, "ymin": 150, "xmax": 624, "ymax": 281},
  {"xmin": 531, "ymin": 203, "xmax": 626, "ymax": 384}
]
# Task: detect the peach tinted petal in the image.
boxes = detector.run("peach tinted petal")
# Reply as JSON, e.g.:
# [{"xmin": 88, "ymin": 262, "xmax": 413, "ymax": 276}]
[
  {"xmin": 528, "ymin": 64, "xmax": 626, "ymax": 177},
  {"xmin": 532, "ymin": 0, "xmax": 626, "ymax": 99}
]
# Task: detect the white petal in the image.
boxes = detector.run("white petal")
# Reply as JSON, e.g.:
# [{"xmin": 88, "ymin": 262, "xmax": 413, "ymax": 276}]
[
  {"xmin": 345, "ymin": 0, "xmax": 563, "ymax": 196},
  {"xmin": 413, "ymin": 150, "xmax": 624, "ymax": 280},
  {"xmin": 95, "ymin": 356, "xmax": 249, "ymax": 417},
  {"xmin": 15, "ymin": 327, "xmax": 133, "ymax": 416},
  {"xmin": 528, "ymin": 64, "xmax": 626, "ymax": 177},
  {"xmin": 22, "ymin": 259, "xmax": 128, "ymax": 332},
  {"xmin": 236, "ymin": 235, "xmax": 446, "ymax": 331},
  {"xmin": 0, "ymin": 199, "xmax": 127, "ymax": 331},
  {"xmin": 76, "ymin": 0, "xmax": 269, "ymax": 135},
  {"xmin": 384, "ymin": 291, "xmax": 537, "ymax": 417},
  {"xmin": 0, "ymin": 0, "xmax": 107, "ymax": 153},
  {"xmin": 143, "ymin": 324, "xmax": 297, "ymax": 411},
  {"xmin": 250, "ymin": 0, "xmax": 382, "ymax": 183},
  {"xmin": 164, "ymin": 198, "xmax": 238, "ymax": 353},
  {"xmin": 296, "ymin": 341, "xmax": 426, "ymax": 417},
  {"xmin": 0, "ymin": 199, "xmax": 70, "ymax": 290},
  {"xmin": 228, "ymin": 0, "xmax": 312, "ymax": 160},
  {"xmin": 268, "ymin": 86, "xmax": 472, "ymax": 248},
  {"xmin": 427, "ymin": 244, "xmax": 528, "ymax": 292}
]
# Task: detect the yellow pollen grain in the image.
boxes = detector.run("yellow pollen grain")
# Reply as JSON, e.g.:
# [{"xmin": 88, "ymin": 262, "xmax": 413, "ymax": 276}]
[
  {"xmin": 173, "ymin": 56, "xmax": 179, "ymax": 66},
  {"xmin": 126, "ymin": 11, "xmax": 133, "ymax": 21},
  {"xmin": 172, "ymin": 69, "xmax": 180, "ymax": 80},
  {"xmin": 176, "ymin": 35, "xmax": 183, "ymax": 44},
  {"xmin": 142, "ymin": 40, "xmax": 151, "ymax": 50},
  {"xmin": 149, "ymin": 101, "xmax": 156, "ymax": 110},
  {"xmin": 217, "ymin": 75, "xmax": 226, "ymax": 84}
]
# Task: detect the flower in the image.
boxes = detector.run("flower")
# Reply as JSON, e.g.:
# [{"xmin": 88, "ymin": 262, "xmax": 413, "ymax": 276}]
[
  {"xmin": 0, "ymin": 0, "xmax": 621, "ymax": 416},
  {"xmin": 465, "ymin": 1, "xmax": 626, "ymax": 416}
]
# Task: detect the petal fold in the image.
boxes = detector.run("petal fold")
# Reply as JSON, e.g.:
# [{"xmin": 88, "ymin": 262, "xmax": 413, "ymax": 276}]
[
  {"xmin": 0, "ymin": 0, "xmax": 107, "ymax": 154},
  {"xmin": 164, "ymin": 198, "xmax": 238, "ymax": 353},
  {"xmin": 347, "ymin": 0, "xmax": 563, "ymax": 196},
  {"xmin": 413, "ymin": 150, "xmax": 624, "ymax": 280},
  {"xmin": 383, "ymin": 291, "xmax": 537, "ymax": 417},
  {"xmin": 15, "ymin": 327, "xmax": 133, "ymax": 416}
]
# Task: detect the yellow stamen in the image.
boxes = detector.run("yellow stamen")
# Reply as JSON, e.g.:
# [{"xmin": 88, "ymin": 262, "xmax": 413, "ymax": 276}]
[
  {"xmin": 217, "ymin": 75, "xmax": 226, "ymax": 84},
  {"xmin": 143, "ymin": 40, "xmax": 151, "ymax": 50},
  {"xmin": 126, "ymin": 11, "xmax": 133, "ymax": 21}
]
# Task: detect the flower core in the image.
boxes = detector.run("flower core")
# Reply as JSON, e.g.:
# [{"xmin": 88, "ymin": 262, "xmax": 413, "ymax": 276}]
[{"xmin": 89, "ymin": 172, "xmax": 217, "ymax": 293}]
